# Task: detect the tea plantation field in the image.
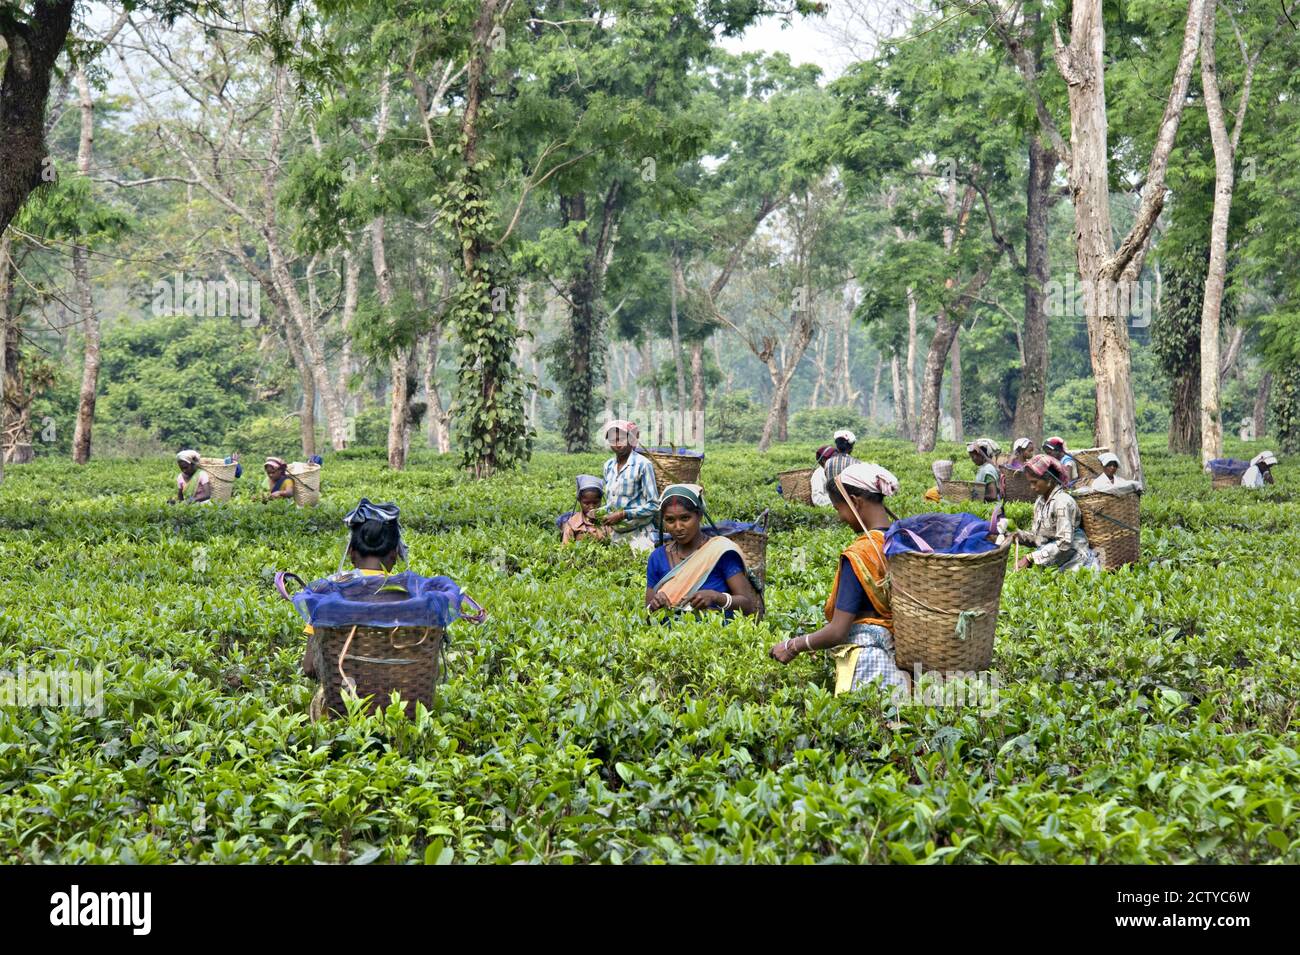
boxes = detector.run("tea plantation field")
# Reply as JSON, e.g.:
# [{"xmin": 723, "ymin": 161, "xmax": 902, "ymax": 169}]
[{"xmin": 1, "ymin": 440, "xmax": 1297, "ymax": 863}]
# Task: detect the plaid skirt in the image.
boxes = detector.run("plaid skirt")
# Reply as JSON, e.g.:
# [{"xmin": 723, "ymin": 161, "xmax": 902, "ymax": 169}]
[{"xmin": 832, "ymin": 622, "xmax": 909, "ymax": 694}]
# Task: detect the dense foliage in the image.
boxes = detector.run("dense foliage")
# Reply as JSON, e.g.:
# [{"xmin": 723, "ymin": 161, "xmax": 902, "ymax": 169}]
[{"xmin": 1, "ymin": 440, "xmax": 1296, "ymax": 863}]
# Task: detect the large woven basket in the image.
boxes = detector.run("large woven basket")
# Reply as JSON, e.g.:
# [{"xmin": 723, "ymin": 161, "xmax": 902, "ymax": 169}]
[
  {"xmin": 312, "ymin": 623, "xmax": 444, "ymax": 719},
  {"xmin": 938, "ymin": 479, "xmax": 989, "ymax": 503},
  {"xmin": 723, "ymin": 522, "xmax": 768, "ymax": 587},
  {"xmin": 1071, "ymin": 447, "xmax": 1108, "ymax": 480},
  {"xmin": 777, "ymin": 467, "xmax": 814, "ymax": 505},
  {"xmin": 643, "ymin": 448, "xmax": 703, "ymax": 493},
  {"xmin": 287, "ymin": 461, "xmax": 321, "ymax": 507},
  {"xmin": 199, "ymin": 457, "xmax": 237, "ymax": 502},
  {"xmin": 999, "ymin": 466, "xmax": 1036, "ymax": 503},
  {"xmin": 1075, "ymin": 489, "xmax": 1140, "ymax": 570},
  {"xmin": 890, "ymin": 541, "xmax": 1010, "ymax": 673},
  {"xmin": 1211, "ymin": 473, "xmax": 1242, "ymax": 490}
]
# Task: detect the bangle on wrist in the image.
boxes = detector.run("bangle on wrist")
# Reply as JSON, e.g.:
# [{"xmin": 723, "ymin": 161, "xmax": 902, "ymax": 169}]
[
  {"xmin": 721, "ymin": 593, "xmax": 733, "ymax": 610},
  {"xmin": 803, "ymin": 634, "xmax": 812, "ymax": 652}
]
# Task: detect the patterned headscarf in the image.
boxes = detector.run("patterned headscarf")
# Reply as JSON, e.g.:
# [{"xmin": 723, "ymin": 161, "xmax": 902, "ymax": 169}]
[
  {"xmin": 966, "ymin": 438, "xmax": 1000, "ymax": 460},
  {"xmin": 603, "ymin": 419, "xmax": 640, "ymax": 448},
  {"xmin": 1025, "ymin": 453, "xmax": 1068, "ymax": 484},
  {"xmin": 833, "ymin": 428, "xmax": 857, "ymax": 445},
  {"xmin": 824, "ymin": 453, "xmax": 858, "ymax": 484},
  {"xmin": 658, "ymin": 482, "xmax": 704, "ymax": 511},
  {"xmin": 265, "ymin": 456, "xmax": 287, "ymax": 471},
  {"xmin": 1043, "ymin": 436, "xmax": 1067, "ymax": 453},
  {"xmin": 176, "ymin": 449, "xmax": 201, "ymax": 467},
  {"xmin": 1252, "ymin": 450, "xmax": 1277, "ymax": 467},
  {"xmin": 1012, "ymin": 438, "xmax": 1033, "ymax": 455},
  {"xmin": 576, "ymin": 474, "xmax": 604, "ymax": 497},
  {"xmin": 815, "ymin": 444, "xmax": 836, "ymax": 465}
]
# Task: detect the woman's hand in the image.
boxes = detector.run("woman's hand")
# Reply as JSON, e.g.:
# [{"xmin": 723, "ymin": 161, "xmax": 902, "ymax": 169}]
[
  {"xmin": 769, "ymin": 638, "xmax": 800, "ymax": 664},
  {"xmin": 602, "ymin": 509, "xmax": 627, "ymax": 526},
  {"xmin": 688, "ymin": 589, "xmax": 725, "ymax": 610},
  {"xmin": 646, "ymin": 590, "xmax": 672, "ymax": 612}
]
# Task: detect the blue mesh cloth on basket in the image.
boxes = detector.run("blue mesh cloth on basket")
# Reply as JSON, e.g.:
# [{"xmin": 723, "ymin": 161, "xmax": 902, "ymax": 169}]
[
  {"xmin": 884, "ymin": 513, "xmax": 997, "ymax": 557},
  {"xmin": 291, "ymin": 571, "xmax": 466, "ymax": 629},
  {"xmin": 1208, "ymin": 458, "xmax": 1251, "ymax": 477}
]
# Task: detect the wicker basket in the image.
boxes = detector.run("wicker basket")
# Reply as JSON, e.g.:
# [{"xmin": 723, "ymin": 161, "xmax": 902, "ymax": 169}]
[
  {"xmin": 199, "ymin": 457, "xmax": 237, "ymax": 502},
  {"xmin": 999, "ymin": 466, "xmax": 1036, "ymax": 502},
  {"xmin": 1211, "ymin": 473, "xmax": 1242, "ymax": 490},
  {"xmin": 1071, "ymin": 447, "xmax": 1108, "ymax": 480},
  {"xmin": 287, "ymin": 461, "xmax": 321, "ymax": 507},
  {"xmin": 643, "ymin": 447, "xmax": 703, "ymax": 493},
  {"xmin": 890, "ymin": 541, "xmax": 1010, "ymax": 673},
  {"xmin": 723, "ymin": 518, "xmax": 768, "ymax": 587},
  {"xmin": 1075, "ymin": 489, "xmax": 1140, "ymax": 570},
  {"xmin": 938, "ymin": 479, "xmax": 989, "ymax": 503},
  {"xmin": 777, "ymin": 467, "xmax": 814, "ymax": 505},
  {"xmin": 312, "ymin": 623, "xmax": 444, "ymax": 719}
]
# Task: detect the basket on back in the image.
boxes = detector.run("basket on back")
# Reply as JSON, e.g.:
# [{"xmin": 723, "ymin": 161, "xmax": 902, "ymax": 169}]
[
  {"xmin": 1070, "ymin": 447, "xmax": 1109, "ymax": 481},
  {"xmin": 198, "ymin": 457, "xmax": 237, "ymax": 502},
  {"xmin": 642, "ymin": 447, "xmax": 703, "ymax": 493},
  {"xmin": 287, "ymin": 461, "xmax": 321, "ymax": 507},
  {"xmin": 777, "ymin": 467, "xmax": 814, "ymax": 505},
  {"xmin": 999, "ymin": 466, "xmax": 1036, "ymax": 502},
  {"xmin": 1074, "ymin": 488, "xmax": 1140, "ymax": 570},
  {"xmin": 885, "ymin": 514, "xmax": 1009, "ymax": 673},
  {"xmin": 889, "ymin": 542, "xmax": 1010, "ymax": 673},
  {"xmin": 285, "ymin": 571, "xmax": 474, "ymax": 720},
  {"xmin": 1208, "ymin": 458, "xmax": 1250, "ymax": 490},
  {"xmin": 714, "ymin": 512, "xmax": 768, "ymax": 619},
  {"xmin": 938, "ymin": 479, "xmax": 988, "ymax": 503}
]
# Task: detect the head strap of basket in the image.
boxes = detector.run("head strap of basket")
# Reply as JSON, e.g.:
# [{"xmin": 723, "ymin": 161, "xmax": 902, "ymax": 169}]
[
  {"xmin": 1025, "ymin": 453, "xmax": 1068, "ymax": 485},
  {"xmin": 833, "ymin": 462, "xmax": 898, "ymax": 561},
  {"xmin": 815, "ymin": 444, "xmax": 836, "ymax": 465}
]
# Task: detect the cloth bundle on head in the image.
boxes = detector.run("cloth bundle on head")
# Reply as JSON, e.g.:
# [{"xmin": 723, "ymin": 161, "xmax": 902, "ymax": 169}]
[
  {"xmin": 177, "ymin": 449, "xmax": 201, "ymax": 466},
  {"xmin": 658, "ymin": 482, "xmax": 704, "ymax": 510},
  {"xmin": 833, "ymin": 461, "xmax": 899, "ymax": 537},
  {"xmin": 1025, "ymin": 453, "xmax": 1068, "ymax": 484},
  {"xmin": 1252, "ymin": 450, "xmax": 1278, "ymax": 467},
  {"xmin": 602, "ymin": 419, "xmax": 640, "ymax": 448},
  {"xmin": 1098, "ymin": 452, "xmax": 1120, "ymax": 468},
  {"xmin": 341, "ymin": 497, "xmax": 408, "ymax": 569},
  {"xmin": 1012, "ymin": 438, "xmax": 1032, "ymax": 454},
  {"xmin": 265, "ymin": 456, "xmax": 287, "ymax": 470},
  {"xmin": 576, "ymin": 474, "xmax": 604, "ymax": 496},
  {"xmin": 966, "ymin": 438, "xmax": 1000, "ymax": 459},
  {"xmin": 833, "ymin": 428, "xmax": 857, "ymax": 445},
  {"xmin": 1043, "ymin": 436, "xmax": 1067, "ymax": 452},
  {"xmin": 815, "ymin": 444, "xmax": 836, "ymax": 464}
]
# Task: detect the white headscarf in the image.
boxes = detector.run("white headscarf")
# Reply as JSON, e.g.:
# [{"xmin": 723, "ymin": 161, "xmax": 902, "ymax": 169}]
[
  {"xmin": 833, "ymin": 428, "xmax": 857, "ymax": 445},
  {"xmin": 1012, "ymin": 438, "xmax": 1032, "ymax": 454},
  {"xmin": 177, "ymin": 449, "xmax": 201, "ymax": 467},
  {"xmin": 1098, "ymin": 452, "xmax": 1120, "ymax": 468},
  {"xmin": 966, "ymin": 438, "xmax": 1000, "ymax": 460},
  {"xmin": 1252, "ymin": 450, "xmax": 1277, "ymax": 467}
]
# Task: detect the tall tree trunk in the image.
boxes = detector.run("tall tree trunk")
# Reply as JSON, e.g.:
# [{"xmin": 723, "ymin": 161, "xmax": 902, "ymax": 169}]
[
  {"xmin": 669, "ymin": 254, "xmax": 688, "ymax": 419},
  {"xmin": 0, "ymin": 233, "xmax": 11, "ymax": 486},
  {"xmin": 1168, "ymin": 368, "xmax": 1201, "ymax": 454},
  {"xmin": 650, "ymin": 339, "xmax": 664, "ymax": 446},
  {"xmin": 950, "ymin": 330, "xmax": 964, "ymax": 443},
  {"xmin": 1219, "ymin": 325, "xmax": 1245, "ymax": 383},
  {"xmin": 0, "ymin": 0, "xmax": 76, "ymax": 238},
  {"xmin": 424, "ymin": 326, "xmax": 450, "ymax": 452},
  {"xmin": 603, "ymin": 341, "xmax": 615, "ymax": 422},
  {"xmin": 689, "ymin": 339, "xmax": 704, "ymax": 444},
  {"xmin": 891, "ymin": 355, "xmax": 904, "ymax": 432},
  {"xmin": 1054, "ymin": 0, "xmax": 1205, "ymax": 487},
  {"xmin": 339, "ymin": 244, "xmax": 363, "ymax": 417},
  {"xmin": 915, "ymin": 310, "xmax": 960, "ymax": 452},
  {"xmin": 905, "ymin": 289, "xmax": 918, "ymax": 439},
  {"xmin": 70, "ymin": 67, "xmax": 99, "ymax": 465},
  {"xmin": 1198, "ymin": 0, "xmax": 1229, "ymax": 465},
  {"xmin": 1253, "ymin": 371, "xmax": 1272, "ymax": 437},
  {"xmin": 1012, "ymin": 132, "xmax": 1056, "ymax": 443},
  {"xmin": 870, "ymin": 355, "xmax": 882, "ymax": 419},
  {"xmin": 371, "ymin": 216, "xmax": 409, "ymax": 470}
]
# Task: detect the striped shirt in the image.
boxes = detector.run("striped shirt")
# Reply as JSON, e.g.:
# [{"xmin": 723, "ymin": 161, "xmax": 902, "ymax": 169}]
[{"xmin": 603, "ymin": 451, "xmax": 659, "ymax": 524}]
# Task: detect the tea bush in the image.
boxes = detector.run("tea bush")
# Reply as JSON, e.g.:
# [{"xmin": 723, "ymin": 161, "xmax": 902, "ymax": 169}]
[{"xmin": 0, "ymin": 439, "xmax": 1296, "ymax": 863}]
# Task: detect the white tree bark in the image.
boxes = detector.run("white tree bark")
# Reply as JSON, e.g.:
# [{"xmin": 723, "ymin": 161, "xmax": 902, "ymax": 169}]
[{"xmin": 70, "ymin": 66, "xmax": 99, "ymax": 465}]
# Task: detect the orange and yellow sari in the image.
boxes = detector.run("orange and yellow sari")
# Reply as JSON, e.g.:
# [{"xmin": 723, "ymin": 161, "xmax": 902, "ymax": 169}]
[{"xmin": 823, "ymin": 530, "xmax": 892, "ymax": 629}]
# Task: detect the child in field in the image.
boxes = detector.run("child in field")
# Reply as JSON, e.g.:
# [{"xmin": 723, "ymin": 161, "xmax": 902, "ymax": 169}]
[
  {"xmin": 261, "ymin": 457, "xmax": 296, "ymax": 502},
  {"xmin": 561, "ymin": 476, "xmax": 610, "ymax": 543}
]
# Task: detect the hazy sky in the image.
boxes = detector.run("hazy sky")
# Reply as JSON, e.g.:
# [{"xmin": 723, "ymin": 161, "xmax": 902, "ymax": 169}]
[{"xmin": 719, "ymin": 12, "xmax": 854, "ymax": 80}]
